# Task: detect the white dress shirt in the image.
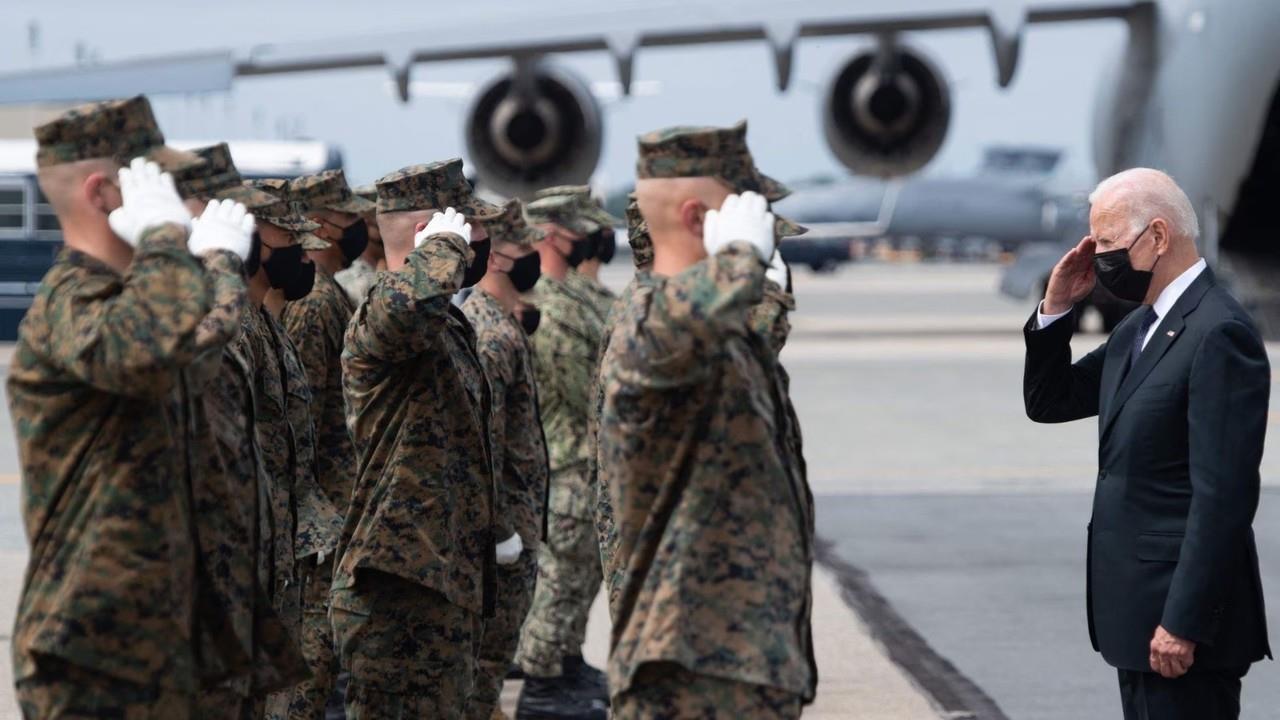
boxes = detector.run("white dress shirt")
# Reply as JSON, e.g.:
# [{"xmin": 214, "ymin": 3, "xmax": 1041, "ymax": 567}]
[{"xmin": 1037, "ymin": 258, "xmax": 1208, "ymax": 350}]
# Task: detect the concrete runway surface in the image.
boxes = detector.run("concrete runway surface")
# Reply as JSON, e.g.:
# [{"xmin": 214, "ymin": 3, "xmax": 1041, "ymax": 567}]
[{"xmin": 3, "ymin": 260, "xmax": 1280, "ymax": 718}]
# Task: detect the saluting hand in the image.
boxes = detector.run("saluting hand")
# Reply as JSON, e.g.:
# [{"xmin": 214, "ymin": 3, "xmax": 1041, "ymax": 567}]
[
  {"xmin": 1042, "ymin": 236, "xmax": 1097, "ymax": 316},
  {"xmin": 703, "ymin": 191, "xmax": 775, "ymax": 261},
  {"xmin": 107, "ymin": 157, "xmax": 193, "ymax": 246},
  {"xmin": 416, "ymin": 207, "xmax": 472, "ymax": 248},
  {"xmin": 1150, "ymin": 625, "xmax": 1196, "ymax": 679},
  {"xmin": 188, "ymin": 199, "xmax": 256, "ymax": 261}
]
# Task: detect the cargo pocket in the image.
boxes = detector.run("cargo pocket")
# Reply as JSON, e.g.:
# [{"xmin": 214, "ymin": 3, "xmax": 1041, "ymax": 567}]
[{"xmin": 1136, "ymin": 532, "xmax": 1183, "ymax": 562}]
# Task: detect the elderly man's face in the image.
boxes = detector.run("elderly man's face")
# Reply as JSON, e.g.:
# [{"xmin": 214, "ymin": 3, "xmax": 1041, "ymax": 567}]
[{"xmin": 1090, "ymin": 199, "xmax": 1157, "ymax": 268}]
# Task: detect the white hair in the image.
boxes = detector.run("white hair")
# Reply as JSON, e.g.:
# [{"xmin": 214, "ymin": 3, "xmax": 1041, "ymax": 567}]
[{"xmin": 1088, "ymin": 168, "xmax": 1200, "ymax": 240}]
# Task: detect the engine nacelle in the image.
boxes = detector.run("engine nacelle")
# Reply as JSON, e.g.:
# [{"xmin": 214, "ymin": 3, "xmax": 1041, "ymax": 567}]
[
  {"xmin": 823, "ymin": 45, "xmax": 951, "ymax": 177},
  {"xmin": 465, "ymin": 64, "xmax": 602, "ymax": 198}
]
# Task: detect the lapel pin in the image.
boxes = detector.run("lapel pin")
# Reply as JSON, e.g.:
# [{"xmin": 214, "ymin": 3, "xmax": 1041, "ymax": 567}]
[{"xmin": 1166, "ymin": 330, "xmax": 1176, "ymax": 337}]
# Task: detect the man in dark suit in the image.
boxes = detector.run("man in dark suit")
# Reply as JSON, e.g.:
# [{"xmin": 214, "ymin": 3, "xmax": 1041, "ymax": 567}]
[{"xmin": 1024, "ymin": 168, "xmax": 1271, "ymax": 719}]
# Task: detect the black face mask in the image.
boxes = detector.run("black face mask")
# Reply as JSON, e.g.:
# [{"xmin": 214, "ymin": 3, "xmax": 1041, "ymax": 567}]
[
  {"xmin": 520, "ymin": 305, "xmax": 541, "ymax": 336},
  {"xmin": 583, "ymin": 230, "xmax": 602, "ymax": 261},
  {"xmin": 565, "ymin": 239, "xmax": 589, "ymax": 269},
  {"xmin": 597, "ymin": 229, "xmax": 617, "ymax": 265},
  {"xmin": 263, "ymin": 244, "xmax": 316, "ymax": 301},
  {"xmin": 339, "ymin": 218, "xmax": 369, "ymax": 263},
  {"xmin": 244, "ymin": 231, "xmax": 263, "ymax": 278},
  {"xmin": 1093, "ymin": 223, "xmax": 1157, "ymax": 302},
  {"xmin": 508, "ymin": 251, "xmax": 542, "ymax": 293},
  {"xmin": 463, "ymin": 239, "xmax": 490, "ymax": 288}
]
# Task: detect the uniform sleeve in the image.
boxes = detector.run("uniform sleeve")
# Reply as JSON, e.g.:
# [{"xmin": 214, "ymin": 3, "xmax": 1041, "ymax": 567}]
[
  {"xmin": 186, "ymin": 250, "xmax": 248, "ymax": 390},
  {"xmin": 344, "ymin": 233, "xmax": 470, "ymax": 364},
  {"xmin": 282, "ymin": 286, "xmax": 340, "ymax": 401},
  {"xmin": 477, "ymin": 332, "xmax": 517, "ymax": 540},
  {"xmin": 748, "ymin": 279, "xmax": 796, "ymax": 357},
  {"xmin": 1162, "ymin": 319, "xmax": 1270, "ymax": 643},
  {"xmin": 46, "ymin": 222, "xmax": 211, "ymax": 398},
  {"xmin": 621, "ymin": 241, "xmax": 765, "ymax": 388}
]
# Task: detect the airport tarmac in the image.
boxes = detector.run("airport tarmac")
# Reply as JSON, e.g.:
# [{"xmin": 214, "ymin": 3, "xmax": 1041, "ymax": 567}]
[{"xmin": 1, "ymin": 260, "xmax": 1278, "ymax": 718}]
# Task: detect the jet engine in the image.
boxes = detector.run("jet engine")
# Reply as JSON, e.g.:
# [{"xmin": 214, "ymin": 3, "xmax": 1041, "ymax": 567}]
[
  {"xmin": 465, "ymin": 63, "xmax": 602, "ymax": 198},
  {"xmin": 823, "ymin": 44, "xmax": 950, "ymax": 177}
]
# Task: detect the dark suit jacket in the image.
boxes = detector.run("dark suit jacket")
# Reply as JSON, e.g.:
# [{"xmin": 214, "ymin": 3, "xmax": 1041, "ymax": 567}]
[{"xmin": 1024, "ymin": 267, "xmax": 1272, "ymax": 671}]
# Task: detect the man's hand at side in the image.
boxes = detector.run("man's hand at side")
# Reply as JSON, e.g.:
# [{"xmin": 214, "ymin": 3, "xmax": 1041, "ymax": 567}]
[
  {"xmin": 1042, "ymin": 236, "xmax": 1097, "ymax": 316},
  {"xmin": 1150, "ymin": 625, "xmax": 1196, "ymax": 678}
]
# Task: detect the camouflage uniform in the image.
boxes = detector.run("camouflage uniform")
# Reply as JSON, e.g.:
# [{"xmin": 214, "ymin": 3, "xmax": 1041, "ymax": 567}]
[
  {"xmin": 7, "ymin": 97, "xmax": 215, "ymax": 719},
  {"xmin": 225, "ymin": 190, "xmax": 342, "ymax": 719},
  {"xmin": 460, "ymin": 201, "xmax": 550, "ymax": 719},
  {"xmin": 599, "ymin": 124, "xmax": 817, "ymax": 715},
  {"xmin": 281, "ymin": 171, "xmax": 372, "ymax": 718},
  {"xmin": 333, "ymin": 160, "xmax": 502, "ymax": 718},
  {"xmin": 515, "ymin": 193, "xmax": 619, "ymax": 679},
  {"xmin": 591, "ymin": 195, "xmax": 652, "ymax": 620},
  {"xmin": 173, "ymin": 143, "xmax": 312, "ymax": 718}
]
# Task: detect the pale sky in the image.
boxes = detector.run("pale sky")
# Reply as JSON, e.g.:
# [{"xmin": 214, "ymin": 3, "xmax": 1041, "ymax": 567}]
[{"xmin": 0, "ymin": 1, "xmax": 1127, "ymax": 190}]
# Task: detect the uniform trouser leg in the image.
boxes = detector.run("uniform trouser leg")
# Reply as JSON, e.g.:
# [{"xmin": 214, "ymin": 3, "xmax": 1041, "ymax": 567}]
[
  {"xmin": 611, "ymin": 662, "xmax": 801, "ymax": 720},
  {"xmin": 517, "ymin": 468, "xmax": 602, "ymax": 677},
  {"xmin": 1118, "ymin": 667, "xmax": 1248, "ymax": 720},
  {"xmin": 195, "ymin": 682, "xmax": 255, "ymax": 720},
  {"xmin": 16, "ymin": 656, "xmax": 195, "ymax": 720},
  {"xmin": 331, "ymin": 570, "xmax": 480, "ymax": 720},
  {"xmin": 285, "ymin": 556, "xmax": 338, "ymax": 719},
  {"xmin": 465, "ymin": 552, "xmax": 538, "ymax": 719}
]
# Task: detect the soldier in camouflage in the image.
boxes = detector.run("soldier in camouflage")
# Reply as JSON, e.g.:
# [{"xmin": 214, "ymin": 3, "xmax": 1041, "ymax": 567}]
[
  {"xmin": 334, "ymin": 183, "xmax": 385, "ymax": 307},
  {"xmin": 513, "ymin": 190, "xmax": 618, "ymax": 720},
  {"xmin": 596, "ymin": 122, "xmax": 817, "ymax": 718},
  {"xmin": 590, "ymin": 195, "xmax": 654, "ymax": 621},
  {"xmin": 6, "ymin": 97, "xmax": 254, "ymax": 718},
  {"xmin": 173, "ymin": 143, "xmax": 313, "ymax": 718},
  {"xmin": 236, "ymin": 179, "xmax": 345, "ymax": 720},
  {"xmin": 459, "ymin": 199, "xmax": 551, "ymax": 720},
  {"xmin": 279, "ymin": 169, "xmax": 374, "ymax": 719},
  {"xmin": 332, "ymin": 159, "xmax": 501, "ymax": 719}
]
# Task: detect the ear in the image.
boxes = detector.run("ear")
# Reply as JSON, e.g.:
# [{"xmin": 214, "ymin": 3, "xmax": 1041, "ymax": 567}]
[
  {"xmin": 679, "ymin": 198, "xmax": 707, "ymax": 239},
  {"xmin": 1151, "ymin": 218, "xmax": 1170, "ymax": 254},
  {"xmin": 83, "ymin": 171, "xmax": 113, "ymax": 215},
  {"xmin": 414, "ymin": 221, "xmax": 428, "ymax": 234}
]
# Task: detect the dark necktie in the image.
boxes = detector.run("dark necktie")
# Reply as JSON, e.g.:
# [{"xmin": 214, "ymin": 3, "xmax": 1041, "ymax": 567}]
[{"xmin": 1130, "ymin": 306, "xmax": 1158, "ymax": 371}]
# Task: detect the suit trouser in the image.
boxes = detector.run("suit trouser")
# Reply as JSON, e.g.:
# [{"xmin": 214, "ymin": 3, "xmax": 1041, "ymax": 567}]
[{"xmin": 1118, "ymin": 666, "xmax": 1248, "ymax": 720}]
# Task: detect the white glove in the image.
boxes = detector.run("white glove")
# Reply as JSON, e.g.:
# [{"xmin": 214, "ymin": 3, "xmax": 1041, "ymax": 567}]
[
  {"xmin": 107, "ymin": 157, "xmax": 192, "ymax": 246},
  {"xmin": 416, "ymin": 207, "xmax": 471, "ymax": 248},
  {"xmin": 188, "ymin": 199, "xmax": 256, "ymax": 261},
  {"xmin": 702, "ymin": 191, "xmax": 774, "ymax": 261},
  {"xmin": 495, "ymin": 532, "xmax": 524, "ymax": 566},
  {"xmin": 766, "ymin": 248, "xmax": 789, "ymax": 288}
]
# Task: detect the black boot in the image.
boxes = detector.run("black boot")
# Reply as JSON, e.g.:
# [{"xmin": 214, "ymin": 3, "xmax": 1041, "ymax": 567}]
[
  {"xmin": 514, "ymin": 674, "xmax": 608, "ymax": 720},
  {"xmin": 561, "ymin": 654, "xmax": 609, "ymax": 705}
]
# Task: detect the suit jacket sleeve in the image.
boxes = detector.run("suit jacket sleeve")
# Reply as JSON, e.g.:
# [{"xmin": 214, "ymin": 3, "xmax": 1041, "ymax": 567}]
[
  {"xmin": 1023, "ymin": 307, "xmax": 1108, "ymax": 423},
  {"xmin": 1162, "ymin": 319, "xmax": 1270, "ymax": 643}
]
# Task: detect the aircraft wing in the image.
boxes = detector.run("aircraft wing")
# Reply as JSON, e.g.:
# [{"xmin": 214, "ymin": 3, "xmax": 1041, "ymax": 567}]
[{"xmin": 0, "ymin": 0, "xmax": 1146, "ymax": 104}]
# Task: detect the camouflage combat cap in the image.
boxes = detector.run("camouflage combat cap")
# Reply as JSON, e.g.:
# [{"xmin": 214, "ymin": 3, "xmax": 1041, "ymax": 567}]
[
  {"xmin": 775, "ymin": 214, "xmax": 807, "ymax": 238},
  {"xmin": 624, "ymin": 193, "xmax": 653, "ymax": 266},
  {"xmin": 34, "ymin": 95, "xmax": 203, "ymax": 172},
  {"xmin": 291, "ymin": 169, "xmax": 376, "ymax": 215},
  {"xmin": 374, "ymin": 159, "xmax": 503, "ymax": 221},
  {"xmin": 635, "ymin": 120, "xmax": 790, "ymax": 202},
  {"xmin": 533, "ymin": 185, "xmax": 622, "ymax": 228},
  {"xmin": 485, "ymin": 199, "xmax": 545, "ymax": 249},
  {"xmin": 244, "ymin": 178, "xmax": 329, "ymax": 250},
  {"xmin": 173, "ymin": 143, "xmax": 278, "ymax": 208},
  {"xmin": 519, "ymin": 193, "xmax": 599, "ymax": 233},
  {"xmin": 352, "ymin": 183, "xmax": 377, "ymax": 202}
]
